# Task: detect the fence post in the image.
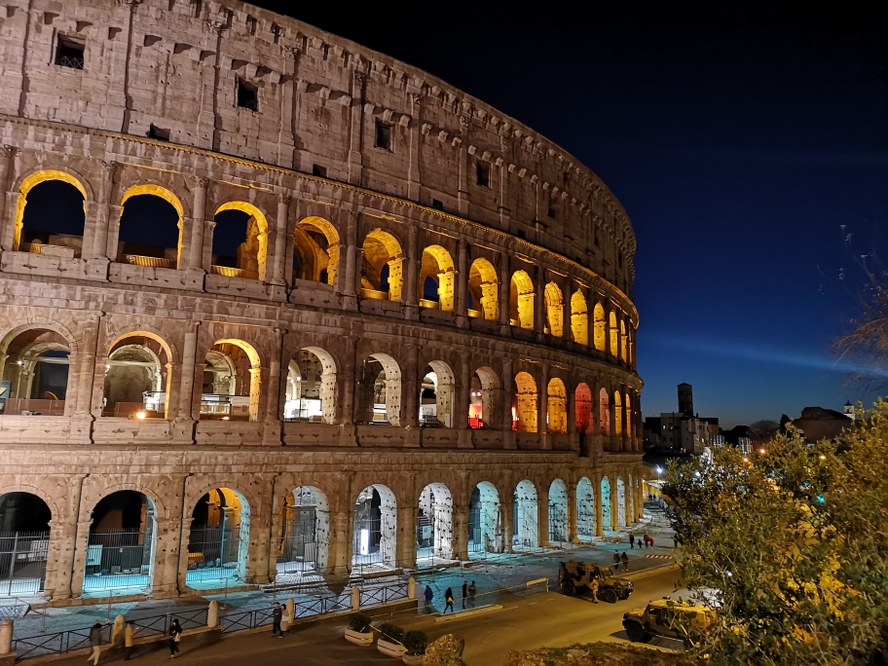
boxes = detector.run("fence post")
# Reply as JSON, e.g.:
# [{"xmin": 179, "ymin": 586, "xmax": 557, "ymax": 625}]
[
  {"xmin": 207, "ymin": 601, "xmax": 219, "ymax": 628},
  {"xmin": 0, "ymin": 619, "xmax": 12, "ymax": 655},
  {"xmin": 285, "ymin": 597, "xmax": 295, "ymax": 625},
  {"xmin": 351, "ymin": 586, "xmax": 360, "ymax": 611},
  {"xmin": 408, "ymin": 575, "xmax": 416, "ymax": 600}
]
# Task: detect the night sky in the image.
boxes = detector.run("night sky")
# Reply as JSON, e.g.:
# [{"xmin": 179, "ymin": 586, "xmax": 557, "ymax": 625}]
[{"xmin": 249, "ymin": 2, "xmax": 887, "ymax": 427}]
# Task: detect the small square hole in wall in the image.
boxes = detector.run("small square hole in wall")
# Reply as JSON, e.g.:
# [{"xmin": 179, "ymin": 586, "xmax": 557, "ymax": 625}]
[
  {"xmin": 55, "ymin": 36, "xmax": 84, "ymax": 69},
  {"xmin": 237, "ymin": 78, "xmax": 258, "ymax": 111},
  {"xmin": 476, "ymin": 161, "xmax": 490, "ymax": 187},
  {"xmin": 431, "ymin": 199, "xmax": 444, "ymax": 211},
  {"xmin": 312, "ymin": 164, "xmax": 327, "ymax": 177},
  {"xmin": 375, "ymin": 120, "xmax": 392, "ymax": 150},
  {"xmin": 148, "ymin": 124, "xmax": 170, "ymax": 141}
]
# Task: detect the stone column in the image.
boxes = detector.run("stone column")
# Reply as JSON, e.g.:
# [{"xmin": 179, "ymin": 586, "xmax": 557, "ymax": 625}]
[
  {"xmin": 347, "ymin": 72, "xmax": 365, "ymax": 186},
  {"xmin": 534, "ymin": 270, "xmax": 545, "ymax": 339},
  {"xmin": 396, "ymin": 503, "xmax": 416, "ymax": 569},
  {"xmin": 327, "ymin": 503, "xmax": 352, "ymax": 578},
  {"xmin": 501, "ymin": 358, "xmax": 515, "ymax": 449},
  {"xmin": 42, "ymin": 519, "xmax": 73, "ymax": 601},
  {"xmin": 270, "ymin": 194, "xmax": 289, "ymax": 288},
  {"xmin": 498, "ymin": 253, "xmax": 511, "ymax": 334},
  {"xmin": 404, "ymin": 224, "xmax": 418, "ymax": 319},
  {"xmin": 0, "ymin": 145, "xmax": 18, "ymax": 252},
  {"xmin": 456, "ymin": 356, "xmax": 471, "ymax": 446},
  {"xmin": 85, "ymin": 161, "xmax": 118, "ymax": 277},
  {"xmin": 172, "ymin": 322, "xmax": 200, "ymax": 441},
  {"xmin": 455, "ymin": 118, "xmax": 468, "ymax": 216},
  {"xmin": 455, "ymin": 239, "xmax": 468, "ymax": 327},
  {"xmin": 407, "ymin": 93, "xmax": 421, "ymax": 201},
  {"xmin": 339, "ymin": 210, "xmax": 359, "ymax": 310},
  {"xmin": 185, "ymin": 177, "xmax": 209, "ymax": 272},
  {"xmin": 245, "ymin": 502, "xmax": 272, "ymax": 586},
  {"xmin": 567, "ymin": 481, "xmax": 578, "ymax": 543},
  {"xmin": 594, "ymin": 473, "xmax": 604, "ymax": 537},
  {"xmin": 538, "ymin": 364, "xmax": 549, "ymax": 448},
  {"xmin": 451, "ymin": 500, "xmax": 468, "ymax": 561},
  {"xmin": 71, "ymin": 314, "xmax": 101, "ymax": 420},
  {"xmin": 610, "ymin": 474, "xmax": 620, "ymax": 532},
  {"xmin": 537, "ymin": 487, "xmax": 550, "ymax": 547},
  {"xmin": 501, "ymin": 491, "xmax": 513, "ymax": 553},
  {"xmin": 401, "ymin": 344, "xmax": 419, "ymax": 438},
  {"xmin": 263, "ymin": 328, "xmax": 284, "ymax": 445}
]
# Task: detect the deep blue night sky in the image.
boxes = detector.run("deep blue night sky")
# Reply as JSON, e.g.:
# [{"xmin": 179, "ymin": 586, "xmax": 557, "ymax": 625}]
[{"xmin": 251, "ymin": 2, "xmax": 888, "ymax": 427}]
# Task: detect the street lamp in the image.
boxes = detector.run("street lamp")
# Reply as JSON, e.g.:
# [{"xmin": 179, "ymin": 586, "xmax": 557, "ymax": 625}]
[{"xmin": 655, "ymin": 465, "xmax": 662, "ymax": 482}]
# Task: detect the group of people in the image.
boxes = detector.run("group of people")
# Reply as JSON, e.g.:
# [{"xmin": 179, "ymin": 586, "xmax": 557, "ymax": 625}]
[
  {"xmin": 627, "ymin": 532, "xmax": 655, "ymax": 549},
  {"xmin": 612, "ymin": 551, "xmax": 630, "ymax": 572},
  {"xmin": 87, "ymin": 617, "xmax": 182, "ymax": 664},
  {"xmin": 424, "ymin": 580, "xmax": 477, "ymax": 614}
]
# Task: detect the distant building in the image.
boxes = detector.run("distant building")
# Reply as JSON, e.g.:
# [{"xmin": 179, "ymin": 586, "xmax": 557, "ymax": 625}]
[
  {"xmin": 791, "ymin": 406, "xmax": 853, "ymax": 444},
  {"xmin": 643, "ymin": 383, "xmax": 719, "ymax": 455}
]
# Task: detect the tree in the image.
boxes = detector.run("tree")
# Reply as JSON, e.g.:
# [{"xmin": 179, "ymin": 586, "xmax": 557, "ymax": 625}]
[{"xmin": 663, "ymin": 401, "xmax": 888, "ymax": 665}]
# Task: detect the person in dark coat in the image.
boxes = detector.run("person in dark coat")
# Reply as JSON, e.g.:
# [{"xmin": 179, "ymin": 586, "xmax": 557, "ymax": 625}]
[
  {"xmin": 168, "ymin": 618, "xmax": 182, "ymax": 658},
  {"xmin": 444, "ymin": 587, "xmax": 454, "ymax": 613},
  {"xmin": 629, "ymin": 533, "xmax": 635, "ymax": 549},
  {"xmin": 620, "ymin": 551, "xmax": 629, "ymax": 571},
  {"xmin": 88, "ymin": 622, "xmax": 103, "ymax": 666},
  {"xmin": 271, "ymin": 602, "xmax": 284, "ymax": 638}
]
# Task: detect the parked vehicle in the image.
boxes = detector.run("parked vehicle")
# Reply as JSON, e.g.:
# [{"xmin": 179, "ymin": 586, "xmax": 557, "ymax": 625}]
[
  {"xmin": 622, "ymin": 597, "xmax": 717, "ymax": 647},
  {"xmin": 558, "ymin": 561, "xmax": 634, "ymax": 603}
]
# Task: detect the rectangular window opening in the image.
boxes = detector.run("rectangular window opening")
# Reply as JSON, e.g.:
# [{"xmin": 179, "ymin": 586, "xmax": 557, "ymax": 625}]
[
  {"xmin": 55, "ymin": 36, "xmax": 84, "ymax": 69},
  {"xmin": 476, "ymin": 161, "xmax": 490, "ymax": 188},
  {"xmin": 237, "ymin": 78, "xmax": 259, "ymax": 112},
  {"xmin": 431, "ymin": 199, "xmax": 444, "ymax": 211},
  {"xmin": 375, "ymin": 120, "xmax": 392, "ymax": 151},
  {"xmin": 148, "ymin": 124, "xmax": 170, "ymax": 141},
  {"xmin": 312, "ymin": 164, "xmax": 327, "ymax": 178}
]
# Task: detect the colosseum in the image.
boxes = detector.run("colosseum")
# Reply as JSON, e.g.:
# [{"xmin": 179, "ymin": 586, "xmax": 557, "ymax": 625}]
[{"xmin": 0, "ymin": 0, "xmax": 642, "ymax": 603}]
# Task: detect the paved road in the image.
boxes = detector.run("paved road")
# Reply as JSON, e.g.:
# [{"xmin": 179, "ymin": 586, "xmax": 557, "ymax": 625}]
[{"xmin": 40, "ymin": 567, "xmax": 684, "ymax": 666}]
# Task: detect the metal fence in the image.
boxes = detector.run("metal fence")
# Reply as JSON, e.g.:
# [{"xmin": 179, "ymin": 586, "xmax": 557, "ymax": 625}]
[{"xmin": 0, "ymin": 530, "xmax": 48, "ymax": 596}]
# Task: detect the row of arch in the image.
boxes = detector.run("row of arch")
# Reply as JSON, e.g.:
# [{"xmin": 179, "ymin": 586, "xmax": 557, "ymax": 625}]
[
  {"xmin": 0, "ymin": 472, "xmax": 640, "ymax": 596},
  {"xmin": 0, "ymin": 325, "xmax": 640, "ymax": 440},
  {"xmin": 8, "ymin": 170, "xmax": 635, "ymax": 363}
]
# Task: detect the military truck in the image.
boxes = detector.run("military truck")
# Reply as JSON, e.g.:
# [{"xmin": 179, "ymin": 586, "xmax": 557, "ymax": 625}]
[
  {"xmin": 558, "ymin": 561, "xmax": 634, "ymax": 603},
  {"xmin": 622, "ymin": 597, "xmax": 717, "ymax": 647}
]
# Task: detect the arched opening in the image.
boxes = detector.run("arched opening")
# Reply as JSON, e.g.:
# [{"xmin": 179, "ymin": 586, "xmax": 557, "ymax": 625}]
[
  {"xmin": 0, "ymin": 328, "xmax": 71, "ymax": 416},
  {"xmin": 614, "ymin": 391, "xmax": 624, "ymax": 436},
  {"xmin": 620, "ymin": 319, "xmax": 628, "ymax": 362},
  {"xmin": 599, "ymin": 388, "xmax": 611, "ymax": 436},
  {"xmin": 83, "ymin": 491, "xmax": 157, "ymax": 595},
  {"xmin": 186, "ymin": 488, "xmax": 250, "ymax": 588},
  {"xmin": 512, "ymin": 371, "xmax": 538, "ymax": 433},
  {"xmin": 276, "ymin": 486, "xmax": 329, "ymax": 580},
  {"xmin": 625, "ymin": 395, "xmax": 633, "ymax": 440},
  {"xmin": 355, "ymin": 353, "xmax": 401, "ymax": 426},
  {"xmin": 609, "ymin": 311, "xmax": 619, "ymax": 357},
  {"xmin": 0, "ymin": 492, "xmax": 51, "ymax": 595},
  {"xmin": 576, "ymin": 477, "xmax": 596, "ymax": 542},
  {"xmin": 548, "ymin": 479, "xmax": 568, "ymax": 544},
  {"xmin": 360, "ymin": 229, "xmax": 403, "ymax": 302},
  {"xmin": 468, "ymin": 481, "xmax": 501, "ymax": 555},
  {"xmin": 512, "ymin": 480, "xmax": 538, "ymax": 549},
  {"xmin": 469, "ymin": 366, "xmax": 498, "ymax": 429},
  {"xmin": 616, "ymin": 477, "xmax": 627, "ymax": 528},
  {"xmin": 211, "ymin": 202, "xmax": 269, "ymax": 281},
  {"xmin": 200, "ymin": 340, "xmax": 261, "ymax": 422},
  {"xmin": 416, "ymin": 483, "xmax": 454, "ymax": 564},
  {"xmin": 467, "ymin": 258, "xmax": 498, "ymax": 320},
  {"xmin": 544, "ymin": 282, "xmax": 563, "ymax": 337},
  {"xmin": 601, "ymin": 477, "xmax": 612, "ymax": 531},
  {"xmin": 352, "ymin": 484, "xmax": 397, "ymax": 571},
  {"xmin": 571, "ymin": 290, "xmax": 588, "ymax": 346},
  {"xmin": 292, "ymin": 216, "xmax": 339, "ymax": 286},
  {"xmin": 14, "ymin": 171, "xmax": 87, "ymax": 256},
  {"xmin": 102, "ymin": 334, "xmax": 171, "ymax": 419},
  {"xmin": 284, "ymin": 347, "xmax": 337, "ymax": 424},
  {"xmin": 575, "ymin": 383, "xmax": 593, "ymax": 434},
  {"xmin": 117, "ymin": 186, "xmax": 183, "ymax": 268},
  {"xmin": 628, "ymin": 473, "xmax": 636, "ymax": 521},
  {"xmin": 546, "ymin": 378, "xmax": 567, "ymax": 434},
  {"xmin": 509, "ymin": 270, "xmax": 535, "ymax": 330},
  {"xmin": 420, "ymin": 361, "xmax": 455, "ymax": 427},
  {"xmin": 593, "ymin": 303, "xmax": 606, "ymax": 352},
  {"xmin": 419, "ymin": 245, "xmax": 455, "ymax": 311}
]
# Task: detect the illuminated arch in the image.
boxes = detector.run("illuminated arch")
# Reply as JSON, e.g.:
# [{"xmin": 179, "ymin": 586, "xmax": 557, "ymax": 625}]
[
  {"xmin": 548, "ymin": 479, "xmax": 568, "ymax": 543},
  {"xmin": 212, "ymin": 201, "xmax": 270, "ymax": 281},
  {"xmin": 544, "ymin": 282, "xmax": 563, "ymax": 337},
  {"xmin": 625, "ymin": 394, "xmax": 633, "ymax": 440},
  {"xmin": 513, "ymin": 371, "xmax": 538, "ymax": 433},
  {"xmin": 356, "ymin": 352, "xmax": 402, "ymax": 426},
  {"xmin": 467, "ymin": 258, "xmax": 498, "ymax": 321},
  {"xmin": 576, "ymin": 477, "xmax": 596, "ymax": 541},
  {"xmin": 352, "ymin": 484, "xmax": 397, "ymax": 568},
  {"xmin": 0, "ymin": 491, "xmax": 52, "ymax": 595},
  {"xmin": 416, "ymin": 482, "xmax": 454, "ymax": 562},
  {"xmin": 513, "ymin": 479, "xmax": 538, "ymax": 548},
  {"xmin": 571, "ymin": 290, "xmax": 588, "ymax": 346},
  {"xmin": 118, "ymin": 184, "xmax": 185, "ymax": 268},
  {"xmin": 285, "ymin": 347, "xmax": 338, "ymax": 424},
  {"xmin": 361, "ymin": 229, "xmax": 403, "ymax": 302},
  {"xmin": 102, "ymin": 334, "xmax": 172, "ymax": 418},
  {"xmin": 293, "ymin": 215, "xmax": 340, "ymax": 286},
  {"xmin": 13, "ymin": 169, "xmax": 89, "ymax": 252},
  {"xmin": 186, "ymin": 487, "xmax": 251, "ymax": 586},
  {"xmin": 421, "ymin": 359, "xmax": 456, "ymax": 427},
  {"xmin": 468, "ymin": 481, "xmax": 502, "ymax": 555},
  {"xmin": 509, "ymin": 270, "xmax": 535, "ymax": 330},
  {"xmin": 620, "ymin": 319, "xmax": 628, "ymax": 362},
  {"xmin": 616, "ymin": 477, "xmax": 627, "ymax": 528},
  {"xmin": 201, "ymin": 339, "xmax": 262, "ymax": 422},
  {"xmin": 593, "ymin": 302, "xmax": 606, "ymax": 351},
  {"xmin": 277, "ymin": 485, "xmax": 331, "ymax": 576},
  {"xmin": 546, "ymin": 377, "xmax": 567, "ymax": 434},
  {"xmin": 614, "ymin": 391, "xmax": 623, "ymax": 436},
  {"xmin": 469, "ymin": 366, "xmax": 499, "ymax": 429},
  {"xmin": 419, "ymin": 244, "xmax": 455, "ymax": 311},
  {"xmin": 599, "ymin": 388, "xmax": 610, "ymax": 436},
  {"xmin": 0, "ymin": 326, "xmax": 73, "ymax": 415},
  {"xmin": 601, "ymin": 476, "xmax": 612, "ymax": 530},
  {"xmin": 609, "ymin": 311, "xmax": 619, "ymax": 357},
  {"xmin": 575, "ymin": 382, "xmax": 593, "ymax": 434}
]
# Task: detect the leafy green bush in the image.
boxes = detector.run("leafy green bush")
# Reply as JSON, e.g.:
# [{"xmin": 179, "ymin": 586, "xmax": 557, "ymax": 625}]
[
  {"xmin": 347, "ymin": 613, "xmax": 371, "ymax": 632},
  {"xmin": 403, "ymin": 630, "xmax": 429, "ymax": 655},
  {"xmin": 377, "ymin": 622, "xmax": 405, "ymax": 644}
]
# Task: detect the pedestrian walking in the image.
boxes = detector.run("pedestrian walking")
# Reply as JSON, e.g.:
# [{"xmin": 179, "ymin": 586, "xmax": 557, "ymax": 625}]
[
  {"xmin": 167, "ymin": 618, "xmax": 182, "ymax": 659},
  {"xmin": 467, "ymin": 581, "xmax": 476, "ymax": 607},
  {"xmin": 589, "ymin": 575, "xmax": 599, "ymax": 603},
  {"xmin": 271, "ymin": 601, "xmax": 284, "ymax": 638},
  {"xmin": 461, "ymin": 581, "xmax": 468, "ymax": 609},
  {"xmin": 643, "ymin": 532, "xmax": 651, "ymax": 548},
  {"xmin": 613, "ymin": 552, "xmax": 620, "ymax": 567},
  {"xmin": 629, "ymin": 533, "xmax": 635, "ymax": 549},
  {"xmin": 88, "ymin": 622, "xmax": 103, "ymax": 666},
  {"xmin": 424, "ymin": 584, "xmax": 434, "ymax": 613},
  {"xmin": 444, "ymin": 587, "xmax": 454, "ymax": 613},
  {"xmin": 123, "ymin": 621, "xmax": 138, "ymax": 661},
  {"xmin": 673, "ymin": 534, "xmax": 679, "ymax": 548},
  {"xmin": 649, "ymin": 535, "xmax": 655, "ymax": 547},
  {"xmin": 620, "ymin": 551, "xmax": 629, "ymax": 571}
]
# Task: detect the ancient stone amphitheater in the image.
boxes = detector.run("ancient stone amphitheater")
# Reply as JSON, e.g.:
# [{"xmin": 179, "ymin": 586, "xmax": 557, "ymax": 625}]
[{"xmin": 0, "ymin": 0, "xmax": 643, "ymax": 603}]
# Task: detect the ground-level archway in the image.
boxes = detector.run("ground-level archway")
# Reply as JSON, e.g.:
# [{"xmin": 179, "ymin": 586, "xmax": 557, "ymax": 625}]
[
  {"xmin": 468, "ymin": 482, "xmax": 501, "ymax": 556},
  {"xmin": 352, "ymin": 484, "xmax": 397, "ymax": 572},
  {"xmin": 576, "ymin": 477, "xmax": 596, "ymax": 542},
  {"xmin": 416, "ymin": 483, "xmax": 454, "ymax": 564},
  {"xmin": 548, "ymin": 479, "xmax": 568, "ymax": 544},
  {"xmin": 185, "ymin": 488, "xmax": 250, "ymax": 589},
  {"xmin": 617, "ymin": 477, "xmax": 627, "ymax": 528},
  {"xmin": 601, "ymin": 477, "xmax": 612, "ymax": 531},
  {"xmin": 0, "ymin": 492, "xmax": 50, "ymax": 596},
  {"xmin": 276, "ymin": 486, "xmax": 330, "ymax": 582},
  {"xmin": 513, "ymin": 480, "xmax": 538, "ymax": 549}
]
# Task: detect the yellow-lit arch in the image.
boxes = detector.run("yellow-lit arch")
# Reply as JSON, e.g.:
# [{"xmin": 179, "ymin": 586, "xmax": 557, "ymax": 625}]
[
  {"xmin": 14, "ymin": 169, "xmax": 89, "ymax": 251},
  {"xmin": 468, "ymin": 257, "xmax": 498, "ymax": 321},
  {"xmin": 510, "ymin": 270, "xmax": 535, "ymax": 330},
  {"xmin": 214, "ymin": 201, "xmax": 270, "ymax": 281},
  {"xmin": 544, "ymin": 282, "xmax": 564, "ymax": 337},
  {"xmin": 420, "ymin": 244, "xmax": 456, "ymax": 311},
  {"xmin": 593, "ymin": 302, "xmax": 606, "ymax": 351},
  {"xmin": 546, "ymin": 377, "xmax": 567, "ymax": 434},
  {"xmin": 214, "ymin": 338, "xmax": 261, "ymax": 368},
  {"xmin": 294, "ymin": 215, "xmax": 340, "ymax": 286},
  {"xmin": 121, "ymin": 184, "xmax": 185, "ymax": 219},
  {"xmin": 614, "ymin": 390, "xmax": 623, "ymax": 436},
  {"xmin": 361, "ymin": 229, "xmax": 404, "ymax": 301},
  {"xmin": 514, "ymin": 370, "xmax": 538, "ymax": 433},
  {"xmin": 571, "ymin": 290, "xmax": 588, "ymax": 346},
  {"xmin": 609, "ymin": 311, "xmax": 618, "ymax": 358}
]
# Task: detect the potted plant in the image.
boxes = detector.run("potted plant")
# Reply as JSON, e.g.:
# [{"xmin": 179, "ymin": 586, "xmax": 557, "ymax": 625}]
[
  {"xmin": 344, "ymin": 613, "xmax": 374, "ymax": 646},
  {"xmin": 376, "ymin": 622, "xmax": 407, "ymax": 658},
  {"xmin": 402, "ymin": 630, "xmax": 428, "ymax": 665}
]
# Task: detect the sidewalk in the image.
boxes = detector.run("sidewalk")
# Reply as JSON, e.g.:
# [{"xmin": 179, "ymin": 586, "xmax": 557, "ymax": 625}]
[{"xmin": 5, "ymin": 506, "xmax": 677, "ymax": 658}]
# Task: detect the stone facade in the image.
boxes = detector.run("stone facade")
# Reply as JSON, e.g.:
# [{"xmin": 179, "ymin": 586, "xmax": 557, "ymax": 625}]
[{"xmin": 0, "ymin": 0, "xmax": 644, "ymax": 603}]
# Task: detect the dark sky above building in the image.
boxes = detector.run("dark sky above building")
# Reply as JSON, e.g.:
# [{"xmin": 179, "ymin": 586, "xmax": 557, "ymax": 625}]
[{"xmin": 250, "ymin": 1, "xmax": 888, "ymax": 427}]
